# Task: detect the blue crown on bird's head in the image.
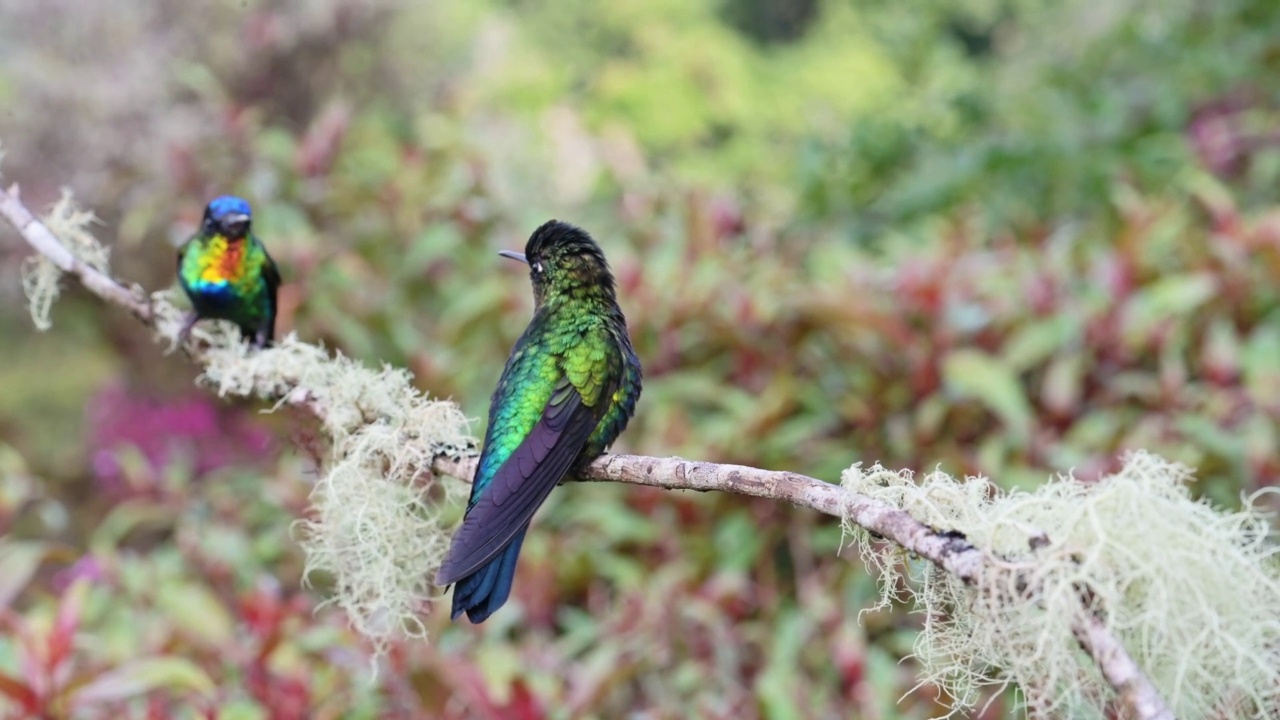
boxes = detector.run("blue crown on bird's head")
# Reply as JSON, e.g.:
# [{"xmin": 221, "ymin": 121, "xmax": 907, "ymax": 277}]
[
  {"xmin": 206, "ymin": 195, "xmax": 252, "ymax": 221},
  {"xmin": 203, "ymin": 195, "xmax": 253, "ymax": 239}
]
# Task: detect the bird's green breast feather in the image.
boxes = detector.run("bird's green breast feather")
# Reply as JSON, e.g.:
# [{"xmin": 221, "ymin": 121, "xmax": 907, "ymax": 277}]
[
  {"xmin": 586, "ymin": 325, "xmax": 640, "ymax": 457},
  {"xmin": 179, "ymin": 234, "xmax": 274, "ymax": 322}
]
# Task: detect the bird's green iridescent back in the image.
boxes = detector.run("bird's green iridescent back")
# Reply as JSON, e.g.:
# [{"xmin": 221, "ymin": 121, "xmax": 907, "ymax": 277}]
[
  {"xmin": 178, "ymin": 232, "xmax": 276, "ymax": 331},
  {"xmin": 471, "ymin": 303, "xmax": 639, "ymax": 501}
]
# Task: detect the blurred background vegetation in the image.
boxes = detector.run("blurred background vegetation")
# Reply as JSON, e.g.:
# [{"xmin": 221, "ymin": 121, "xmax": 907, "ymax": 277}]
[{"xmin": 0, "ymin": 0, "xmax": 1278, "ymax": 717}]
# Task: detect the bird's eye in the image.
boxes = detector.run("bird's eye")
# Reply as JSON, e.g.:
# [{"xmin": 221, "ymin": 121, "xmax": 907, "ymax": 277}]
[{"xmin": 534, "ymin": 262, "xmax": 543, "ymax": 273}]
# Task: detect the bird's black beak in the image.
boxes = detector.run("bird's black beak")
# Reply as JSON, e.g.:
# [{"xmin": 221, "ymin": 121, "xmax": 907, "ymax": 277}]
[
  {"xmin": 221, "ymin": 213, "xmax": 251, "ymax": 238},
  {"xmin": 498, "ymin": 250, "xmax": 528, "ymax": 264}
]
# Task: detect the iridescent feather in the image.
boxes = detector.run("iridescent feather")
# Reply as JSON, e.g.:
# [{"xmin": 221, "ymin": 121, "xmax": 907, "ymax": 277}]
[
  {"xmin": 435, "ymin": 220, "xmax": 642, "ymax": 623},
  {"xmin": 176, "ymin": 195, "xmax": 280, "ymax": 348}
]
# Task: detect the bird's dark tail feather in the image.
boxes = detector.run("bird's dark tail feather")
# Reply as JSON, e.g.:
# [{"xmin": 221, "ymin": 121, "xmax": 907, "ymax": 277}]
[
  {"xmin": 240, "ymin": 321, "xmax": 275, "ymax": 349},
  {"xmin": 449, "ymin": 526, "xmax": 528, "ymax": 623}
]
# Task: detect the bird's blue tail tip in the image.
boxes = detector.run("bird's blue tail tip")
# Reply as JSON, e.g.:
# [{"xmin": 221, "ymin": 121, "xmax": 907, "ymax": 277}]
[{"xmin": 447, "ymin": 527, "xmax": 527, "ymax": 624}]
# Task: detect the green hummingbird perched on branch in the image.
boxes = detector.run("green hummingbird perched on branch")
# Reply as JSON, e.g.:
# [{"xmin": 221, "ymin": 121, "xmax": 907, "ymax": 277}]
[
  {"xmin": 176, "ymin": 195, "xmax": 280, "ymax": 348},
  {"xmin": 436, "ymin": 220, "xmax": 643, "ymax": 623}
]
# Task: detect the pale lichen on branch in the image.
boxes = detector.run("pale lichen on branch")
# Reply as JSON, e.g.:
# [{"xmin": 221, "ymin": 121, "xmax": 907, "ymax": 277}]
[
  {"xmin": 0, "ymin": 182, "xmax": 150, "ymax": 326},
  {"xmin": 843, "ymin": 455, "xmax": 1280, "ymax": 718},
  {"xmin": 152, "ymin": 294, "xmax": 477, "ymax": 649},
  {"xmin": 0, "ymin": 174, "xmax": 1229, "ymax": 719}
]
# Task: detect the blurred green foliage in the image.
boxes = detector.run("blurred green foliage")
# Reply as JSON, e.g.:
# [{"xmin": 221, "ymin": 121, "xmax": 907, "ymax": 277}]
[{"xmin": 0, "ymin": 0, "xmax": 1278, "ymax": 716}]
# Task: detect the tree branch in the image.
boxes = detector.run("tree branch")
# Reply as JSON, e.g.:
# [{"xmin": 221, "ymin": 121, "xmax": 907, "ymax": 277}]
[
  {"xmin": 0, "ymin": 181, "xmax": 1175, "ymax": 720},
  {"xmin": 1, "ymin": 184, "xmax": 153, "ymax": 322}
]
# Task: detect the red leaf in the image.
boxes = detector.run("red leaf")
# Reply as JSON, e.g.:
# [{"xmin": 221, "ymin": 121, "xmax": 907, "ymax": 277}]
[
  {"xmin": 505, "ymin": 680, "xmax": 545, "ymax": 720},
  {"xmin": 256, "ymin": 626, "xmax": 283, "ymax": 665},
  {"xmin": 239, "ymin": 586, "xmax": 284, "ymax": 640},
  {"xmin": 0, "ymin": 671, "xmax": 39, "ymax": 713},
  {"xmin": 49, "ymin": 578, "xmax": 90, "ymax": 672}
]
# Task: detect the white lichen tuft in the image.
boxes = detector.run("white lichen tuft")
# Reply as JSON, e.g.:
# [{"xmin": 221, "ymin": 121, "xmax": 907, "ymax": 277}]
[
  {"xmin": 20, "ymin": 190, "xmax": 109, "ymax": 330},
  {"xmin": 842, "ymin": 451, "xmax": 1280, "ymax": 718},
  {"xmin": 299, "ymin": 433, "xmax": 463, "ymax": 652},
  {"xmin": 291, "ymin": 359, "xmax": 471, "ymax": 651},
  {"xmin": 150, "ymin": 288, "xmax": 475, "ymax": 649}
]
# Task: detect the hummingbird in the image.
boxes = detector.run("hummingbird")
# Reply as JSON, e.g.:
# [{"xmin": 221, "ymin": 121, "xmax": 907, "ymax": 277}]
[
  {"xmin": 436, "ymin": 220, "xmax": 643, "ymax": 623},
  {"xmin": 176, "ymin": 195, "xmax": 280, "ymax": 348}
]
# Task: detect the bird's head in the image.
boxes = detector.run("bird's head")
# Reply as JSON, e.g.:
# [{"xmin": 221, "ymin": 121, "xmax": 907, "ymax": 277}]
[
  {"xmin": 501, "ymin": 220, "xmax": 616, "ymax": 306},
  {"xmin": 202, "ymin": 195, "xmax": 253, "ymax": 240}
]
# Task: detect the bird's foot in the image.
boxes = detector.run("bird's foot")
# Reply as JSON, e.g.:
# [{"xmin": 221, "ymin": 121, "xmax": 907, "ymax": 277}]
[{"xmin": 170, "ymin": 312, "xmax": 199, "ymax": 354}]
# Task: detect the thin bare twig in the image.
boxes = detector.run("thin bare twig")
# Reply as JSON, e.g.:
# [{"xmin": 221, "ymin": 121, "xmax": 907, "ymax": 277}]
[
  {"xmin": 1, "ymin": 183, "xmax": 153, "ymax": 322},
  {"xmin": 0, "ymin": 181, "xmax": 1175, "ymax": 720}
]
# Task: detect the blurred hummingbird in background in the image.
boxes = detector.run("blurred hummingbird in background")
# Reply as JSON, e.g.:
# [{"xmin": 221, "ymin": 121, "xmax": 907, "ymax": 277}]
[
  {"xmin": 176, "ymin": 195, "xmax": 280, "ymax": 348},
  {"xmin": 436, "ymin": 219, "xmax": 643, "ymax": 623}
]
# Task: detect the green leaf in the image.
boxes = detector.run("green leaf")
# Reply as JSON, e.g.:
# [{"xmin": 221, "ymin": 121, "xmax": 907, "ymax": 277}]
[
  {"xmin": 0, "ymin": 541, "xmax": 50, "ymax": 608},
  {"xmin": 756, "ymin": 611, "xmax": 807, "ymax": 720},
  {"xmin": 403, "ymin": 223, "xmax": 463, "ymax": 276},
  {"xmin": 68, "ymin": 657, "xmax": 215, "ymax": 707},
  {"xmin": 942, "ymin": 349, "xmax": 1034, "ymax": 444},
  {"xmin": 1041, "ymin": 351, "xmax": 1084, "ymax": 416},
  {"xmin": 475, "ymin": 644, "xmax": 523, "ymax": 704},
  {"xmin": 89, "ymin": 501, "xmax": 176, "ymax": 558},
  {"xmin": 912, "ymin": 392, "xmax": 949, "ymax": 440},
  {"xmin": 214, "ymin": 700, "xmax": 268, "ymax": 720},
  {"xmin": 865, "ymin": 644, "xmax": 901, "ymax": 716},
  {"xmin": 1176, "ymin": 414, "xmax": 1243, "ymax": 468},
  {"xmin": 156, "ymin": 584, "xmax": 234, "ymax": 648},
  {"xmin": 1242, "ymin": 323, "xmax": 1280, "ymax": 408},
  {"xmin": 712, "ymin": 511, "xmax": 766, "ymax": 573},
  {"xmin": 1002, "ymin": 314, "xmax": 1080, "ymax": 371},
  {"xmin": 1120, "ymin": 273, "xmax": 1217, "ymax": 342}
]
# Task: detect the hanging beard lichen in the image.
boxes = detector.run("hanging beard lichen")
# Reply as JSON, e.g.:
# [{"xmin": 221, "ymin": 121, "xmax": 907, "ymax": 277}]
[
  {"xmin": 180, "ymin": 305, "xmax": 475, "ymax": 652},
  {"xmin": 842, "ymin": 451, "xmax": 1280, "ymax": 718},
  {"xmin": 19, "ymin": 190, "xmax": 110, "ymax": 330}
]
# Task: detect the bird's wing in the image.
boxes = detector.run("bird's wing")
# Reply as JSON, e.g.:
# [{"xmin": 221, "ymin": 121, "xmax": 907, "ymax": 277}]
[
  {"xmin": 435, "ymin": 373, "xmax": 602, "ymax": 585},
  {"xmin": 247, "ymin": 238, "xmax": 280, "ymax": 340},
  {"xmin": 262, "ymin": 246, "xmax": 281, "ymax": 295},
  {"xmin": 176, "ymin": 234, "xmax": 202, "ymax": 286},
  {"xmin": 261, "ymin": 244, "xmax": 281, "ymax": 310}
]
